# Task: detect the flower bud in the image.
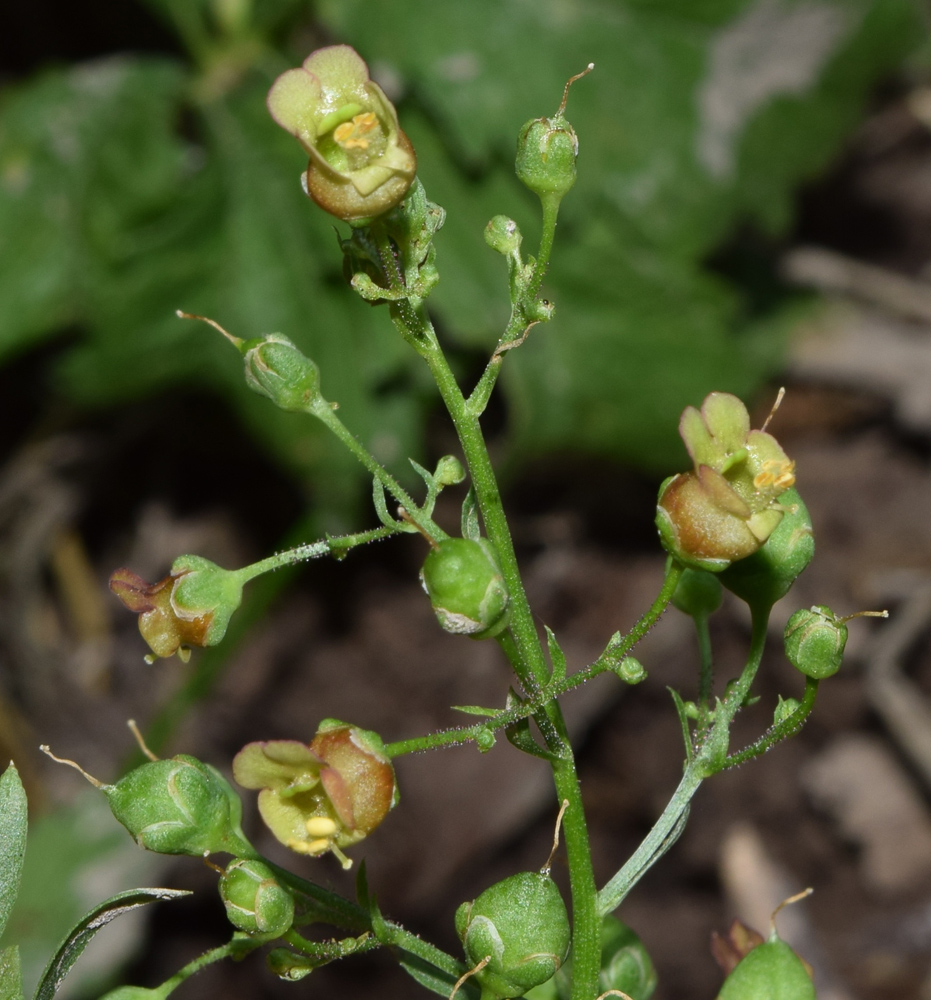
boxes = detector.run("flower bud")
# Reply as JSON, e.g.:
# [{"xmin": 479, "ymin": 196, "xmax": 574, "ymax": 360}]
[
  {"xmin": 267, "ymin": 45, "xmax": 416, "ymax": 222},
  {"xmin": 615, "ymin": 656, "xmax": 647, "ymax": 685},
  {"xmin": 110, "ymin": 556, "xmax": 244, "ymax": 663},
  {"xmin": 455, "ymin": 870, "xmax": 570, "ymax": 999},
  {"xmin": 233, "ymin": 720, "xmax": 397, "ymax": 869},
  {"xmin": 657, "ymin": 393, "xmax": 796, "ymax": 572},
  {"xmin": 420, "ymin": 538, "xmax": 509, "ymax": 638},
  {"xmin": 219, "ymin": 859, "xmax": 294, "ymax": 937},
  {"xmin": 784, "ymin": 605, "xmax": 847, "ymax": 679},
  {"xmin": 239, "ymin": 334, "xmax": 322, "ymax": 412},
  {"xmin": 671, "ymin": 565, "xmax": 723, "ymax": 619},
  {"xmin": 484, "ymin": 215, "xmax": 522, "ymax": 256},
  {"xmin": 718, "ymin": 487, "xmax": 814, "ymax": 613},
  {"xmin": 105, "ymin": 755, "xmax": 253, "ymax": 858},
  {"xmin": 434, "ymin": 454, "xmax": 466, "ymax": 487}
]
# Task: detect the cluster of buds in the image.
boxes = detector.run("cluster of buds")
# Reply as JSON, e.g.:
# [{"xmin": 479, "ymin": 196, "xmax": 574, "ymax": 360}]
[
  {"xmin": 267, "ymin": 45, "xmax": 416, "ymax": 222},
  {"xmin": 232, "ymin": 720, "xmax": 397, "ymax": 869},
  {"xmin": 657, "ymin": 392, "xmax": 797, "ymax": 573}
]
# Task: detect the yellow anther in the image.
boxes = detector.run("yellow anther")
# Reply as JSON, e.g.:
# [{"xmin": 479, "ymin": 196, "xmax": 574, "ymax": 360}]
[
  {"xmin": 333, "ymin": 112, "xmax": 379, "ymax": 150},
  {"xmin": 754, "ymin": 459, "xmax": 795, "ymax": 492},
  {"xmin": 305, "ymin": 816, "xmax": 338, "ymax": 837},
  {"xmin": 305, "ymin": 837, "xmax": 332, "ymax": 854}
]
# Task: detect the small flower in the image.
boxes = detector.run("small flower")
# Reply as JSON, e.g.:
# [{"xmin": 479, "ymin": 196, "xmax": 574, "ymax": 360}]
[
  {"xmin": 267, "ymin": 45, "xmax": 416, "ymax": 222},
  {"xmin": 232, "ymin": 720, "xmax": 397, "ymax": 869},
  {"xmin": 110, "ymin": 555, "xmax": 244, "ymax": 663},
  {"xmin": 656, "ymin": 392, "xmax": 796, "ymax": 571}
]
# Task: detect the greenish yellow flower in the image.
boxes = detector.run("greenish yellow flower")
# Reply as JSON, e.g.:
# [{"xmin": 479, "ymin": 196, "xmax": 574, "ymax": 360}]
[{"xmin": 267, "ymin": 45, "xmax": 416, "ymax": 221}]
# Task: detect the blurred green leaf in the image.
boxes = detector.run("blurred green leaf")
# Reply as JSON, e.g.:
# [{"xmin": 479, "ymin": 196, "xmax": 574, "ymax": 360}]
[{"xmin": 0, "ymin": 765, "xmax": 27, "ymax": 943}]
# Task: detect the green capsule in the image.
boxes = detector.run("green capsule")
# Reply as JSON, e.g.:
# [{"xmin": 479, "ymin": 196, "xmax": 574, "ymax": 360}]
[
  {"xmin": 717, "ymin": 932, "xmax": 815, "ymax": 1000},
  {"xmin": 456, "ymin": 870, "xmax": 571, "ymax": 999},
  {"xmin": 241, "ymin": 334, "xmax": 322, "ymax": 413},
  {"xmin": 219, "ymin": 859, "xmax": 294, "ymax": 937},
  {"xmin": 515, "ymin": 66, "xmax": 592, "ymax": 211},
  {"xmin": 784, "ymin": 605, "xmax": 847, "ymax": 679},
  {"xmin": 719, "ymin": 488, "xmax": 815, "ymax": 615},
  {"xmin": 598, "ymin": 915, "xmax": 658, "ymax": 1000},
  {"xmin": 105, "ymin": 755, "xmax": 253, "ymax": 858},
  {"xmin": 420, "ymin": 538, "xmax": 509, "ymax": 638}
]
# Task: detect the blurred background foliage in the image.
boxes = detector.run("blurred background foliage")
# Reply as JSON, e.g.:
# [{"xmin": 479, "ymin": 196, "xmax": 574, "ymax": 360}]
[{"xmin": 0, "ymin": 0, "xmax": 924, "ymax": 530}]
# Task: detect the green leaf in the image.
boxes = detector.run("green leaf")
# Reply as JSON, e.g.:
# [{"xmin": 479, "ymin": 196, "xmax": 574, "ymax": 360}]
[
  {"xmin": 33, "ymin": 888, "xmax": 190, "ymax": 1000},
  {"xmin": 0, "ymin": 946, "xmax": 23, "ymax": 1000},
  {"xmin": 398, "ymin": 950, "xmax": 478, "ymax": 1000},
  {"xmin": 0, "ymin": 765, "xmax": 27, "ymax": 942}
]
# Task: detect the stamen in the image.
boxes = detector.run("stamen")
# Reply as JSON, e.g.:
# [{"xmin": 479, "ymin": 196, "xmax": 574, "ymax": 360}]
[
  {"xmin": 334, "ymin": 112, "xmax": 379, "ymax": 150},
  {"xmin": 305, "ymin": 816, "xmax": 338, "ymax": 837}
]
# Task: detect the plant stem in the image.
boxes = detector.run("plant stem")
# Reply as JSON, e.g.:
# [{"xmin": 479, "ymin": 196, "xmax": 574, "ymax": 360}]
[
  {"xmin": 695, "ymin": 613, "xmax": 714, "ymax": 738},
  {"xmin": 527, "ymin": 195, "xmax": 560, "ymax": 301},
  {"xmin": 156, "ymin": 938, "xmax": 259, "ymax": 996},
  {"xmin": 310, "ymin": 400, "xmax": 444, "ymax": 541},
  {"xmin": 723, "ymin": 676, "xmax": 819, "ymax": 769}
]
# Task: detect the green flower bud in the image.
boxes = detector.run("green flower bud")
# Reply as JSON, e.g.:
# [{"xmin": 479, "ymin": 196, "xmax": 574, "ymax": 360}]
[
  {"xmin": 267, "ymin": 45, "xmax": 416, "ymax": 222},
  {"xmin": 434, "ymin": 454, "xmax": 466, "ymax": 487},
  {"xmin": 657, "ymin": 393, "xmax": 796, "ymax": 573},
  {"xmin": 784, "ymin": 605, "xmax": 847, "ymax": 679},
  {"xmin": 671, "ymin": 565, "xmax": 723, "ymax": 619},
  {"xmin": 233, "ymin": 720, "xmax": 398, "ymax": 869},
  {"xmin": 420, "ymin": 538, "xmax": 510, "ymax": 638},
  {"xmin": 456, "ymin": 870, "xmax": 570, "ymax": 999},
  {"xmin": 219, "ymin": 859, "xmax": 294, "ymax": 937},
  {"xmin": 718, "ymin": 488, "xmax": 814, "ymax": 614},
  {"xmin": 717, "ymin": 932, "xmax": 814, "ymax": 1000},
  {"xmin": 110, "ymin": 556, "xmax": 245, "ymax": 663},
  {"xmin": 616, "ymin": 656, "xmax": 647, "ymax": 685},
  {"xmin": 484, "ymin": 215, "xmax": 522, "ymax": 256},
  {"xmin": 105, "ymin": 755, "xmax": 253, "ymax": 858}
]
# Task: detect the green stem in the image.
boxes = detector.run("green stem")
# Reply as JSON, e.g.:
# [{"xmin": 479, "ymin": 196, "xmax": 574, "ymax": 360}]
[
  {"xmin": 695, "ymin": 613, "xmax": 713, "ymax": 738},
  {"xmin": 236, "ymin": 526, "xmax": 396, "ymax": 583},
  {"xmin": 155, "ymin": 938, "xmax": 258, "ymax": 996},
  {"xmin": 722, "ymin": 677, "xmax": 819, "ymax": 770},
  {"xmin": 527, "ymin": 194, "xmax": 560, "ymax": 301},
  {"xmin": 282, "ymin": 929, "xmax": 379, "ymax": 961},
  {"xmin": 467, "ymin": 196, "xmax": 561, "ymax": 415},
  {"xmin": 310, "ymin": 400, "xmax": 444, "ymax": 542}
]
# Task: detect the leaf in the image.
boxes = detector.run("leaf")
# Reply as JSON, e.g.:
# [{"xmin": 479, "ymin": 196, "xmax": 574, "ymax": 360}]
[
  {"xmin": 0, "ymin": 765, "xmax": 27, "ymax": 942},
  {"xmin": 505, "ymin": 716, "xmax": 558, "ymax": 762},
  {"xmin": 460, "ymin": 487, "xmax": 480, "ymax": 541},
  {"xmin": 398, "ymin": 950, "xmax": 478, "ymax": 1000},
  {"xmin": 32, "ymin": 888, "xmax": 190, "ymax": 1000},
  {"xmin": 544, "ymin": 626, "xmax": 567, "ymax": 685},
  {"xmin": 0, "ymin": 946, "xmax": 23, "ymax": 1000}
]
